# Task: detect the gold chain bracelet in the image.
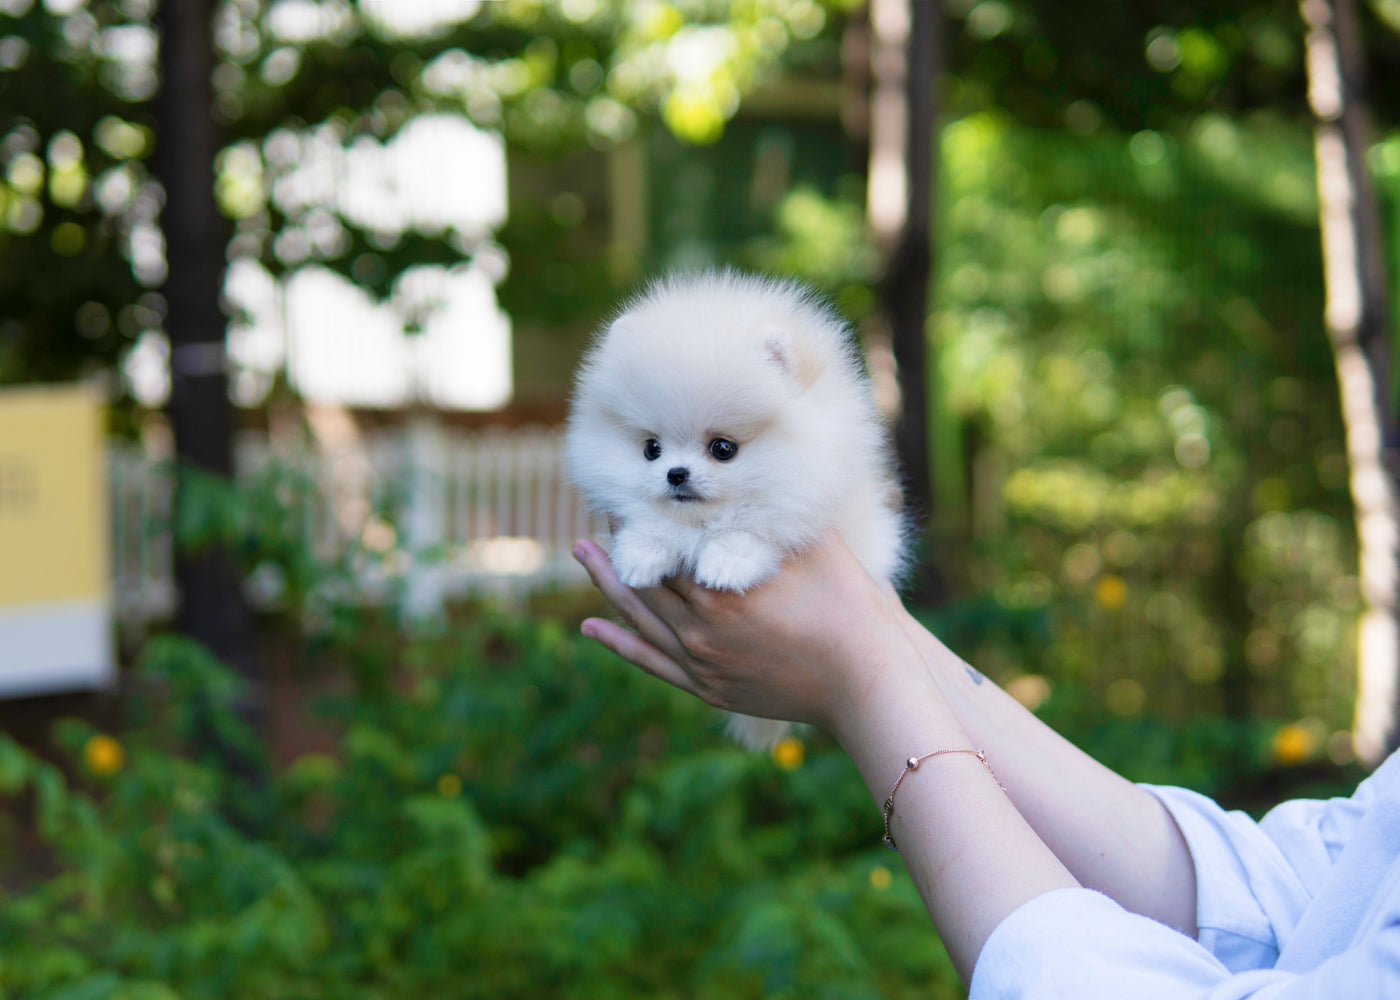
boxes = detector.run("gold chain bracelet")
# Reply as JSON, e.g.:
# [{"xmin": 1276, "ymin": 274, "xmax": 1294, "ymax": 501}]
[{"xmin": 882, "ymin": 748, "xmax": 1006, "ymax": 851}]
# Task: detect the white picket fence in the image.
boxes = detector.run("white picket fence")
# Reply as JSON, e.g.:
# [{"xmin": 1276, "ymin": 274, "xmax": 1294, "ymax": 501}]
[{"xmin": 108, "ymin": 423, "xmax": 606, "ymax": 625}]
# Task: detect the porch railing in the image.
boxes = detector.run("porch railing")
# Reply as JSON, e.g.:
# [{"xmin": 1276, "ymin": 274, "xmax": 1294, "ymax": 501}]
[{"xmin": 108, "ymin": 423, "xmax": 605, "ymax": 625}]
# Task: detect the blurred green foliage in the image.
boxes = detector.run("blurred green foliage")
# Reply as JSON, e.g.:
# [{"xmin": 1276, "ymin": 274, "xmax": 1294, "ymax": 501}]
[
  {"xmin": 724, "ymin": 107, "xmax": 1375, "ymax": 747},
  {"xmin": 0, "ymin": 607, "xmax": 969, "ymax": 999},
  {"xmin": 0, "ymin": 592, "xmax": 1357, "ymax": 1000},
  {"xmin": 938, "ymin": 0, "xmax": 1400, "ymax": 129},
  {"xmin": 0, "ymin": 0, "xmax": 855, "ymax": 394},
  {"xmin": 10, "ymin": 0, "xmax": 1399, "ymax": 398},
  {"xmin": 3, "ymin": 0, "xmax": 1399, "ymax": 991},
  {"xmin": 930, "ymin": 112, "xmax": 1363, "ymax": 734},
  {"xmin": 0, "ymin": 455, "xmax": 1365, "ymax": 999}
]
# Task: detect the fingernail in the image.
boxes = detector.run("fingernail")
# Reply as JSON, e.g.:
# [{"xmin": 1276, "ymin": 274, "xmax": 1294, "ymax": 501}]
[{"xmin": 572, "ymin": 542, "xmax": 586, "ymax": 562}]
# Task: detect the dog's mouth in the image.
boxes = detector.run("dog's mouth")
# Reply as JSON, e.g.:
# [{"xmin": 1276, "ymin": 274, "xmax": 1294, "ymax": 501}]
[{"xmin": 668, "ymin": 485, "xmax": 704, "ymax": 503}]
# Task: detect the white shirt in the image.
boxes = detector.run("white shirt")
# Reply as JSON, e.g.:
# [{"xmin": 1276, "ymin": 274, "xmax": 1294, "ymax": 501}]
[{"xmin": 969, "ymin": 750, "xmax": 1400, "ymax": 998}]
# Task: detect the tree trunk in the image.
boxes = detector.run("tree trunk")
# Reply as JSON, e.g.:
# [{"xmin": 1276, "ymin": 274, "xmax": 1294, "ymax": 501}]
[
  {"xmin": 1301, "ymin": 0, "xmax": 1400, "ymax": 766},
  {"xmin": 867, "ymin": 0, "xmax": 946, "ymax": 604},
  {"xmin": 155, "ymin": 0, "xmax": 263, "ymax": 744}
]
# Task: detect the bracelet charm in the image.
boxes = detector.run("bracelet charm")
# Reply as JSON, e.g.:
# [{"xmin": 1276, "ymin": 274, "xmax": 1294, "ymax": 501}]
[{"xmin": 881, "ymin": 748, "xmax": 1006, "ymax": 852}]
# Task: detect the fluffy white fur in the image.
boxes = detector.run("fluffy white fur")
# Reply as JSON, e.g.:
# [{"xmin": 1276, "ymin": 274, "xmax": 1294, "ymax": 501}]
[{"xmin": 565, "ymin": 270, "xmax": 909, "ymax": 749}]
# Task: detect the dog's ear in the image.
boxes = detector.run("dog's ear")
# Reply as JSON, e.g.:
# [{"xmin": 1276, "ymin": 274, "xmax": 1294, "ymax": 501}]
[{"xmin": 763, "ymin": 327, "xmax": 821, "ymax": 387}]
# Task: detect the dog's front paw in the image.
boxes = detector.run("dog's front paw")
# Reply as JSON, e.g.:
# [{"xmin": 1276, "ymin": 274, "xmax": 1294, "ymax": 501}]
[
  {"xmin": 693, "ymin": 534, "xmax": 779, "ymax": 593},
  {"xmin": 610, "ymin": 534, "xmax": 678, "ymax": 589}
]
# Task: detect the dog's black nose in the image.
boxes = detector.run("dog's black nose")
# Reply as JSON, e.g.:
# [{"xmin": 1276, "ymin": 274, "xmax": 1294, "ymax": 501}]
[{"xmin": 667, "ymin": 467, "xmax": 689, "ymax": 486}]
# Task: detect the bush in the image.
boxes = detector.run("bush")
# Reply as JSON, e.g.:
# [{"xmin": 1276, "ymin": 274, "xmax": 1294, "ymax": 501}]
[
  {"xmin": 4, "ymin": 446, "xmax": 1364, "ymax": 999},
  {"xmin": 0, "ymin": 612, "xmax": 967, "ymax": 1000}
]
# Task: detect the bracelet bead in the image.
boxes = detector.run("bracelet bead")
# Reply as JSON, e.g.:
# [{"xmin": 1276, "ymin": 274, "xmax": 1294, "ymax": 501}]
[{"xmin": 881, "ymin": 747, "xmax": 1006, "ymax": 852}]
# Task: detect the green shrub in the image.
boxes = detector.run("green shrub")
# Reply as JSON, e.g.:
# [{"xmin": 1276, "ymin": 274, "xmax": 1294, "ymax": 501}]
[
  {"xmin": 4, "ymin": 446, "xmax": 1362, "ymax": 999},
  {"xmin": 1, "ymin": 589, "xmax": 1366, "ymax": 1000},
  {"xmin": 0, "ymin": 613, "xmax": 967, "ymax": 1000}
]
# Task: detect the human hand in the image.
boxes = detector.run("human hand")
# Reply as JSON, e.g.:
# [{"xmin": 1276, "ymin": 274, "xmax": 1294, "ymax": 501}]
[
  {"xmin": 577, "ymin": 535, "xmax": 1096, "ymax": 986},
  {"xmin": 571, "ymin": 532, "xmax": 927, "ymax": 740}
]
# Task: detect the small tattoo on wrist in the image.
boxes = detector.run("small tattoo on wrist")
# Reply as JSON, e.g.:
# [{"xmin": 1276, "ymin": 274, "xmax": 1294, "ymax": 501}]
[{"xmin": 965, "ymin": 665, "xmax": 984, "ymax": 686}]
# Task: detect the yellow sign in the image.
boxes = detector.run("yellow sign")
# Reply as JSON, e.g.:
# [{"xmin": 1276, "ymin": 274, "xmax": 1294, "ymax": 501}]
[
  {"xmin": 0, "ymin": 384, "xmax": 112, "ymax": 696},
  {"xmin": 0, "ymin": 385, "xmax": 107, "ymax": 604}
]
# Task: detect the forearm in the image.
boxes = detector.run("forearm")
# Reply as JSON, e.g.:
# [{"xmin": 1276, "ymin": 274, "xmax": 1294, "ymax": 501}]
[
  {"xmin": 834, "ymin": 665, "xmax": 1080, "ymax": 984},
  {"xmin": 570, "ymin": 535, "xmax": 1196, "ymax": 978},
  {"xmin": 899, "ymin": 610, "xmax": 1199, "ymax": 937}
]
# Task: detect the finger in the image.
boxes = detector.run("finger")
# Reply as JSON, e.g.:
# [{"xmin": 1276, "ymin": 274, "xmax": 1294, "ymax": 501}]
[
  {"xmin": 580, "ymin": 617, "xmax": 698, "ymax": 695},
  {"xmin": 661, "ymin": 573, "xmax": 704, "ymax": 605},
  {"xmin": 636, "ymin": 579, "xmax": 692, "ymax": 621}
]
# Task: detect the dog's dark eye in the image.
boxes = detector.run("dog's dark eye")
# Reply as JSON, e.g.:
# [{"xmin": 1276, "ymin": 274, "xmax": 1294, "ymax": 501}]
[
  {"xmin": 643, "ymin": 438, "xmax": 662, "ymax": 461},
  {"xmin": 708, "ymin": 438, "xmax": 738, "ymax": 462}
]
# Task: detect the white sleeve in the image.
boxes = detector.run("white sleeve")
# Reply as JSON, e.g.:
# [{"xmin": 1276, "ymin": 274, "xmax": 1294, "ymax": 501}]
[
  {"xmin": 1142, "ymin": 780, "xmax": 1374, "ymax": 971},
  {"xmin": 968, "ymin": 887, "xmax": 1400, "ymax": 1000}
]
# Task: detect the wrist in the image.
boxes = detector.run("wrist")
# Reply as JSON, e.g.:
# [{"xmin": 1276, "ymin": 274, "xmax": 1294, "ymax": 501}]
[
  {"xmin": 895, "ymin": 607, "xmax": 987, "ymax": 696},
  {"xmin": 830, "ymin": 646, "xmax": 969, "ymax": 775}
]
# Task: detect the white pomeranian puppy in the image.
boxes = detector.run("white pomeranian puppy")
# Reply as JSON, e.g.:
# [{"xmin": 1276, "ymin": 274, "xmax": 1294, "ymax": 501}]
[{"xmin": 565, "ymin": 270, "xmax": 910, "ymax": 749}]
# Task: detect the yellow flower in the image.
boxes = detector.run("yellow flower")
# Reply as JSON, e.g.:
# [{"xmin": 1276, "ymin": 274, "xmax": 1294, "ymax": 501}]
[
  {"xmin": 83, "ymin": 734, "xmax": 125, "ymax": 776},
  {"xmin": 771, "ymin": 737, "xmax": 804, "ymax": 770},
  {"xmin": 1094, "ymin": 574, "xmax": 1128, "ymax": 609},
  {"xmin": 1272, "ymin": 723, "xmax": 1314, "ymax": 766},
  {"xmin": 1105, "ymin": 678, "xmax": 1146, "ymax": 717},
  {"xmin": 869, "ymin": 865, "xmax": 893, "ymax": 891},
  {"xmin": 437, "ymin": 773, "xmax": 462, "ymax": 797}
]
